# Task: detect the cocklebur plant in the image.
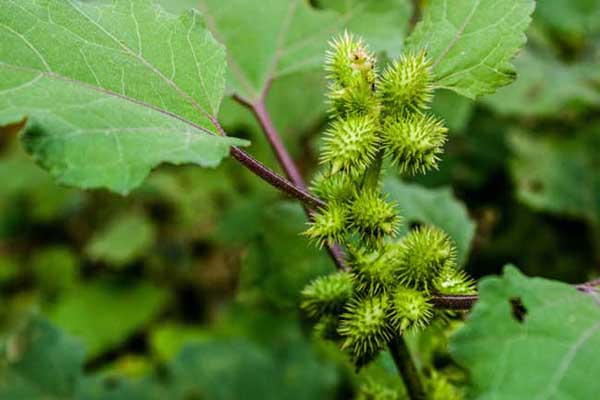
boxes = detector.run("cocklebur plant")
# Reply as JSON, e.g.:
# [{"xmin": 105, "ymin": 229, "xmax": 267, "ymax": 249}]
[{"xmin": 300, "ymin": 33, "xmax": 476, "ymax": 370}]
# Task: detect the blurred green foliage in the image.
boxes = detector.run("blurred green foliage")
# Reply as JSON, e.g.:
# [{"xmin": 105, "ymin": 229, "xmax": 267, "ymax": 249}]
[{"xmin": 0, "ymin": 0, "xmax": 599, "ymax": 398}]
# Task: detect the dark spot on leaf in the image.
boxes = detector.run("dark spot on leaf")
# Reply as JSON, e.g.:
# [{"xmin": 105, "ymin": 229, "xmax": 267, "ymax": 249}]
[
  {"xmin": 510, "ymin": 297, "xmax": 527, "ymax": 322},
  {"xmin": 525, "ymin": 179, "xmax": 544, "ymax": 193}
]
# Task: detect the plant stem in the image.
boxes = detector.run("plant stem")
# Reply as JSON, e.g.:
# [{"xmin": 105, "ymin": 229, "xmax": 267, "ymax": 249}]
[
  {"xmin": 232, "ymin": 95, "xmax": 348, "ymax": 271},
  {"xmin": 248, "ymin": 97, "xmax": 307, "ymax": 189},
  {"xmin": 388, "ymin": 336, "xmax": 427, "ymax": 400},
  {"xmin": 229, "ymin": 147, "xmax": 324, "ymax": 210},
  {"xmin": 430, "ymin": 293, "xmax": 478, "ymax": 310},
  {"xmin": 361, "ymin": 149, "xmax": 384, "ymax": 191}
]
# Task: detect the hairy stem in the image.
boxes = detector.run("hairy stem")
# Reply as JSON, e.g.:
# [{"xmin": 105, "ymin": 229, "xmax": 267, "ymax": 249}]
[
  {"xmin": 247, "ymin": 97, "xmax": 307, "ymax": 189},
  {"xmin": 388, "ymin": 336, "xmax": 427, "ymax": 400},
  {"xmin": 430, "ymin": 293, "xmax": 478, "ymax": 310},
  {"xmin": 233, "ymin": 95, "xmax": 348, "ymax": 271},
  {"xmin": 229, "ymin": 147, "xmax": 324, "ymax": 209}
]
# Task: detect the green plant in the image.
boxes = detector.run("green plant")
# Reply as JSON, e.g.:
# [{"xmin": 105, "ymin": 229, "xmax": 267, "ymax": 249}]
[{"xmin": 1, "ymin": 1, "xmax": 600, "ymax": 399}]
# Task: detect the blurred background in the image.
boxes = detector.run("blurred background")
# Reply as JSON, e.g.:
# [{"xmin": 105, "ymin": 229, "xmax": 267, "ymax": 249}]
[{"xmin": 0, "ymin": 0, "xmax": 599, "ymax": 398}]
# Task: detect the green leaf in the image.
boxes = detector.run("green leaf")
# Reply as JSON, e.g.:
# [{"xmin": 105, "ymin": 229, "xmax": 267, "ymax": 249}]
[
  {"xmin": 86, "ymin": 213, "xmax": 156, "ymax": 267},
  {"xmin": 406, "ymin": 0, "xmax": 535, "ymax": 98},
  {"xmin": 451, "ymin": 266, "xmax": 600, "ymax": 399},
  {"xmin": 0, "ymin": 0, "xmax": 247, "ymax": 195},
  {"xmin": 509, "ymin": 130, "xmax": 600, "ymax": 226},
  {"xmin": 47, "ymin": 280, "xmax": 169, "ymax": 358},
  {"xmin": 0, "ymin": 317, "xmax": 85, "ymax": 399},
  {"xmin": 197, "ymin": 0, "xmax": 344, "ymax": 102},
  {"xmin": 483, "ymin": 51, "xmax": 600, "ymax": 117},
  {"xmin": 384, "ymin": 178, "xmax": 475, "ymax": 265},
  {"xmin": 317, "ymin": 0, "xmax": 413, "ymax": 59},
  {"xmin": 0, "ymin": 143, "xmax": 82, "ymax": 226}
]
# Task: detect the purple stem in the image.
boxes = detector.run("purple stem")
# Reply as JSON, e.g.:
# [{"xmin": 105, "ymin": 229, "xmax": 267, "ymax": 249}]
[
  {"xmin": 250, "ymin": 99, "xmax": 307, "ymax": 190},
  {"xmin": 229, "ymin": 147, "xmax": 324, "ymax": 210},
  {"xmin": 233, "ymin": 95, "xmax": 348, "ymax": 271}
]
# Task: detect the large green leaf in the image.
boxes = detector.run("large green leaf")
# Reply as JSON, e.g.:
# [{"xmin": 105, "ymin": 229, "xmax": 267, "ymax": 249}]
[
  {"xmin": 0, "ymin": 318, "xmax": 85, "ymax": 399},
  {"xmin": 0, "ymin": 0, "xmax": 247, "ymax": 195},
  {"xmin": 406, "ymin": 0, "xmax": 535, "ymax": 99},
  {"xmin": 384, "ymin": 178, "xmax": 475, "ymax": 265},
  {"xmin": 451, "ymin": 266, "xmax": 600, "ymax": 399},
  {"xmin": 509, "ymin": 130, "xmax": 600, "ymax": 226},
  {"xmin": 197, "ymin": 0, "xmax": 342, "ymax": 101}
]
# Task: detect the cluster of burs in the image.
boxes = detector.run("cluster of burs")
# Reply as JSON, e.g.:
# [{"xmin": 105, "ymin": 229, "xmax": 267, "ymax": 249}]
[{"xmin": 301, "ymin": 33, "xmax": 475, "ymax": 367}]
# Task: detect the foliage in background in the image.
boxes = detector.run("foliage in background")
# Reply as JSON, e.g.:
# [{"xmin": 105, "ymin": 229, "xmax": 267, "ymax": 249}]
[{"xmin": 0, "ymin": 0, "xmax": 599, "ymax": 399}]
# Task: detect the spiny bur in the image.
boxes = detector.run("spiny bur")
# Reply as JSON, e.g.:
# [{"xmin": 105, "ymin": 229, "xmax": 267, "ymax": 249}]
[
  {"xmin": 382, "ymin": 113, "xmax": 447, "ymax": 175},
  {"xmin": 303, "ymin": 203, "xmax": 348, "ymax": 248},
  {"xmin": 390, "ymin": 287, "xmax": 433, "ymax": 332},
  {"xmin": 325, "ymin": 31, "xmax": 376, "ymax": 89},
  {"xmin": 379, "ymin": 50, "xmax": 434, "ymax": 115},
  {"xmin": 311, "ymin": 171, "xmax": 357, "ymax": 204},
  {"xmin": 432, "ymin": 265, "xmax": 476, "ymax": 295},
  {"xmin": 339, "ymin": 295, "xmax": 393, "ymax": 364},
  {"xmin": 392, "ymin": 226, "xmax": 457, "ymax": 291},
  {"xmin": 326, "ymin": 32, "xmax": 378, "ymax": 119},
  {"xmin": 301, "ymin": 272, "xmax": 354, "ymax": 318},
  {"xmin": 349, "ymin": 190, "xmax": 401, "ymax": 247},
  {"xmin": 300, "ymin": 32, "xmax": 477, "ymax": 371},
  {"xmin": 347, "ymin": 246, "xmax": 396, "ymax": 295},
  {"xmin": 320, "ymin": 115, "xmax": 380, "ymax": 178}
]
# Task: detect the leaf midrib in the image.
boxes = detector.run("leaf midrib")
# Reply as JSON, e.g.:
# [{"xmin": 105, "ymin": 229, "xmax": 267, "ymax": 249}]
[{"xmin": 0, "ymin": 63, "xmax": 216, "ymax": 138}]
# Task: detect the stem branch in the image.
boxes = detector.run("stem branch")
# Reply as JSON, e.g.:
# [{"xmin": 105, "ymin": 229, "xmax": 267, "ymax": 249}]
[
  {"xmin": 229, "ymin": 147, "xmax": 324, "ymax": 210},
  {"xmin": 233, "ymin": 95, "xmax": 347, "ymax": 271},
  {"xmin": 388, "ymin": 336, "xmax": 427, "ymax": 400}
]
